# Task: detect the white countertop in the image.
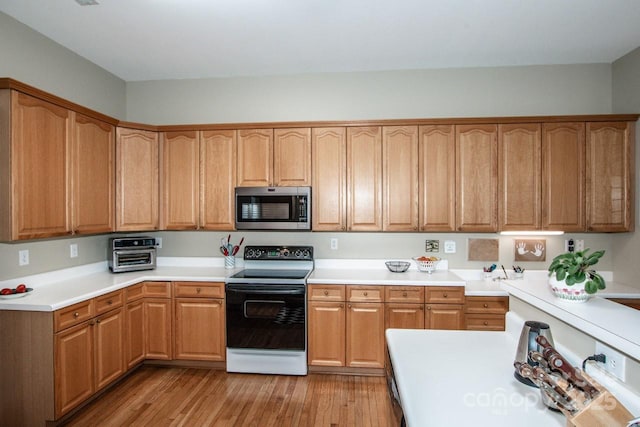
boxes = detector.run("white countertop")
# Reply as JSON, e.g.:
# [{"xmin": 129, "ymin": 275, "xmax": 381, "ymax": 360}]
[{"xmin": 386, "ymin": 326, "xmax": 566, "ymax": 426}]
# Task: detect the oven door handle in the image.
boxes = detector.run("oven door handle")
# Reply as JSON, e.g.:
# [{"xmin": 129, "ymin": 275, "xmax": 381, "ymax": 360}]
[{"xmin": 225, "ymin": 284, "xmax": 305, "ymax": 295}]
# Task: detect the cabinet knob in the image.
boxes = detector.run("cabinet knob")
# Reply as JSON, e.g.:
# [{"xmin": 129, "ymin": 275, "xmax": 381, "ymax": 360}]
[
  {"xmin": 483, "ymin": 321, "xmax": 489, "ymax": 326},
  {"xmin": 363, "ymin": 291, "xmax": 368, "ymax": 297},
  {"xmin": 483, "ymin": 303, "xmax": 489, "ymax": 308},
  {"xmin": 348, "ymin": 304, "xmax": 352, "ymax": 309},
  {"xmin": 324, "ymin": 290, "xmax": 329, "ymax": 296},
  {"xmin": 96, "ymin": 319, "xmax": 101, "ymax": 324},
  {"xmin": 341, "ymin": 226, "xmax": 346, "ymax": 231},
  {"xmin": 419, "ymin": 306, "xmax": 424, "ymax": 311},
  {"xmin": 73, "ymin": 312, "xmax": 79, "ymax": 318},
  {"xmin": 89, "ymin": 320, "xmax": 95, "ymax": 326},
  {"xmin": 427, "ymin": 306, "xmax": 431, "ymax": 310},
  {"xmin": 443, "ymin": 293, "xmax": 448, "ymax": 298},
  {"xmin": 196, "ymin": 288, "xmax": 201, "ymax": 294},
  {"xmin": 402, "ymin": 292, "xmax": 408, "ymax": 297},
  {"xmin": 340, "ymin": 304, "xmax": 344, "ymax": 308},
  {"xmin": 107, "ymin": 300, "xmax": 113, "ymax": 305}
]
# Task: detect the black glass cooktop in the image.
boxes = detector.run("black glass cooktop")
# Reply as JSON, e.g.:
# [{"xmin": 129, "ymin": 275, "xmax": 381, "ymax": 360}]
[{"xmin": 229, "ymin": 269, "xmax": 310, "ymax": 280}]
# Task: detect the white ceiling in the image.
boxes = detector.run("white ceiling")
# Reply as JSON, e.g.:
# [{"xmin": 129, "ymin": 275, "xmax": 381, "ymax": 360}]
[{"xmin": 1, "ymin": 0, "xmax": 640, "ymax": 82}]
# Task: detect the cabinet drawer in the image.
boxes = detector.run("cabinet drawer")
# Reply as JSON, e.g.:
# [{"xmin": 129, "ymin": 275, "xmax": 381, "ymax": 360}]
[
  {"xmin": 347, "ymin": 286, "xmax": 384, "ymax": 302},
  {"xmin": 54, "ymin": 300, "xmax": 94, "ymax": 332},
  {"xmin": 95, "ymin": 290, "xmax": 124, "ymax": 315},
  {"xmin": 384, "ymin": 286, "xmax": 424, "ymax": 303},
  {"xmin": 425, "ymin": 286, "xmax": 464, "ymax": 304},
  {"xmin": 143, "ymin": 281, "xmax": 172, "ymax": 298},
  {"xmin": 465, "ymin": 314, "xmax": 506, "ymax": 331},
  {"xmin": 465, "ymin": 296, "xmax": 508, "ymax": 314},
  {"xmin": 173, "ymin": 282, "xmax": 224, "ymax": 298},
  {"xmin": 126, "ymin": 283, "xmax": 144, "ymax": 302},
  {"xmin": 308, "ymin": 285, "xmax": 345, "ymax": 301}
]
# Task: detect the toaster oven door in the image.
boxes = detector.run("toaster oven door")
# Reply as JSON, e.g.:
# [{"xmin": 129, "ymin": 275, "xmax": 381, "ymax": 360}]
[{"xmin": 111, "ymin": 249, "xmax": 156, "ymax": 272}]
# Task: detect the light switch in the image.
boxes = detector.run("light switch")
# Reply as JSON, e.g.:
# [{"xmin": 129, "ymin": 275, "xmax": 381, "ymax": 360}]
[{"xmin": 444, "ymin": 240, "xmax": 456, "ymax": 254}]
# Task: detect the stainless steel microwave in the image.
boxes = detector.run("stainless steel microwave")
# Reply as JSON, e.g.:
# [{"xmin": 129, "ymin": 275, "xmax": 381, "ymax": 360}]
[{"xmin": 235, "ymin": 186, "xmax": 311, "ymax": 230}]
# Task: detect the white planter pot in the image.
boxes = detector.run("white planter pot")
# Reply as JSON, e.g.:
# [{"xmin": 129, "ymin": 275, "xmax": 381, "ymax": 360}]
[{"xmin": 548, "ymin": 273, "xmax": 590, "ymax": 303}]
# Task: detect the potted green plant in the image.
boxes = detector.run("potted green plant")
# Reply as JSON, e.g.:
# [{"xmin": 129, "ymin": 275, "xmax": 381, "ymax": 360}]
[{"xmin": 548, "ymin": 248, "xmax": 606, "ymax": 302}]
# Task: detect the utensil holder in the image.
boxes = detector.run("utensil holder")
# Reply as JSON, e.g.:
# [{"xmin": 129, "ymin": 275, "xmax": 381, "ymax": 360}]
[{"xmin": 225, "ymin": 255, "xmax": 235, "ymax": 269}]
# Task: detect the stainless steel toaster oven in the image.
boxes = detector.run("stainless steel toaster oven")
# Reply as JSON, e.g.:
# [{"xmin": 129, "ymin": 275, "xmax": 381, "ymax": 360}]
[{"xmin": 108, "ymin": 236, "xmax": 157, "ymax": 273}]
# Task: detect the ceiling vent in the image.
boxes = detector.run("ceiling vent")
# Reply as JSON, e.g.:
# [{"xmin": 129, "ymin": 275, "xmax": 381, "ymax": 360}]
[{"xmin": 75, "ymin": 0, "xmax": 99, "ymax": 5}]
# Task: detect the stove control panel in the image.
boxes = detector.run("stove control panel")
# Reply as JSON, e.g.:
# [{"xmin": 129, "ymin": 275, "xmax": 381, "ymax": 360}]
[{"xmin": 244, "ymin": 245, "xmax": 313, "ymax": 261}]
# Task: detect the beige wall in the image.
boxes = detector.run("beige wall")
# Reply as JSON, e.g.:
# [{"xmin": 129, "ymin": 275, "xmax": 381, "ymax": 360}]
[
  {"xmin": 126, "ymin": 64, "xmax": 612, "ymax": 125},
  {"xmin": 612, "ymin": 47, "xmax": 640, "ymax": 288}
]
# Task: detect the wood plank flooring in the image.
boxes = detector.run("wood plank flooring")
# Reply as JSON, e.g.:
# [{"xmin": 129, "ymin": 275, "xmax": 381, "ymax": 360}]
[{"xmin": 63, "ymin": 366, "xmax": 396, "ymax": 427}]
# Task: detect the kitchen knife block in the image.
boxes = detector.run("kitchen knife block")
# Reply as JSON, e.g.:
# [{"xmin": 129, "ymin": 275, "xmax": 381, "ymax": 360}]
[{"xmin": 565, "ymin": 372, "xmax": 634, "ymax": 427}]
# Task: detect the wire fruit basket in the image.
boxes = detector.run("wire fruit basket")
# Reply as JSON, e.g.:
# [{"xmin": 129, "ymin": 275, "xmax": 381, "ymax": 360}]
[
  {"xmin": 413, "ymin": 257, "xmax": 441, "ymax": 273},
  {"xmin": 385, "ymin": 261, "xmax": 411, "ymax": 273}
]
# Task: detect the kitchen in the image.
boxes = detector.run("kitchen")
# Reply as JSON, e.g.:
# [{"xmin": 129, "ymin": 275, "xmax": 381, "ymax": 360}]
[{"xmin": 2, "ymin": 1, "xmax": 640, "ymax": 426}]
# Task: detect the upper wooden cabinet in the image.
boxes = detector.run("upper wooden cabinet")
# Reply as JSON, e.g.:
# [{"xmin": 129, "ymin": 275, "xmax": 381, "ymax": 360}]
[
  {"xmin": 237, "ymin": 128, "xmax": 311, "ymax": 187},
  {"xmin": 116, "ymin": 127, "xmax": 159, "ymax": 231},
  {"xmin": 200, "ymin": 130, "xmax": 237, "ymax": 230},
  {"xmin": 237, "ymin": 129, "xmax": 273, "ymax": 187},
  {"xmin": 419, "ymin": 125, "xmax": 456, "ymax": 232},
  {"xmin": 456, "ymin": 124, "xmax": 498, "ymax": 232},
  {"xmin": 498, "ymin": 124, "xmax": 542, "ymax": 230},
  {"xmin": 312, "ymin": 127, "xmax": 347, "ymax": 231},
  {"xmin": 542, "ymin": 122, "xmax": 585, "ymax": 231},
  {"xmin": 586, "ymin": 122, "xmax": 635, "ymax": 232},
  {"xmin": 0, "ymin": 90, "xmax": 71, "ymax": 240},
  {"xmin": 274, "ymin": 128, "xmax": 311, "ymax": 186},
  {"xmin": 383, "ymin": 126, "xmax": 419, "ymax": 231},
  {"xmin": 72, "ymin": 113, "xmax": 115, "ymax": 234},
  {"xmin": 160, "ymin": 131, "xmax": 199, "ymax": 230},
  {"xmin": 347, "ymin": 127, "xmax": 383, "ymax": 231}
]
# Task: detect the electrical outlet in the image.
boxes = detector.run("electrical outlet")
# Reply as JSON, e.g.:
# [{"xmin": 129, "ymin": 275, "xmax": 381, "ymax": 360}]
[
  {"xmin": 595, "ymin": 341, "xmax": 626, "ymax": 381},
  {"xmin": 444, "ymin": 240, "xmax": 456, "ymax": 254},
  {"xmin": 575, "ymin": 239, "xmax": 584, "ymax": 251},
  {"xmin": 19, "ymin": 250, "xmax": 29, "ymax": 266},
  {"xmin": 565, "ymin": 239, "xmax": 575, "ymax": 252},
  {"xmin": 70, "ymin": 244, "xmax": 78, "ymax": 258},
  {"xmin": 330, "ymin": 238, "xmax": 338, "ymax": 250}
]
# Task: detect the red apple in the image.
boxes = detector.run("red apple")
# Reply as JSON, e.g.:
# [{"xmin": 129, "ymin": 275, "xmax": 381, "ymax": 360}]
[
  {"xmin": 0, "ymin": 288, "xmax": 11, "ymax": 295},
  {"xmin": 16, "ymin": 284, "xmax": 27, "ymax": 293}
]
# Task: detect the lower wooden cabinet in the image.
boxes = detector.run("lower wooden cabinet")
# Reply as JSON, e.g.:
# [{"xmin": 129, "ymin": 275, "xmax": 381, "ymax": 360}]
[
  {"xmin": 173, "ymin": 281, "xmax": 225, "ymax": 361},
  {"xmin": 308, "ymin": 300, "xmax": 346, "ymax": 366},
  {"xmin": 346, "ymin": 302, "xmax": 385, "ymax": 368},
  {"xmin": 144, "ymin": 298, "xmax": 173, "ymax": 360},
  {"xmin": 425, "ymin": 304, "xmax": 464, "ymax": 330},
  {"xmin": 385, "ymin": 303, "xmax": 425, "ymax": 329},
  {"xmin": 125, "ymin": 298, "xmax": 145, "ymax": 368},
  {"xmin": 464, "ymin": 296, "xmax": 509, "ymax": 331},
  {"xmin": 54, "ymin": 306, "xmax": 125, "ymax": 418}
]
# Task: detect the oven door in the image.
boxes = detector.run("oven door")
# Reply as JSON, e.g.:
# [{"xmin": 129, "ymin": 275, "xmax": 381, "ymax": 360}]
[{"xmin": 225, "ymin": 283, "xmax": 306, "ymax": 351}]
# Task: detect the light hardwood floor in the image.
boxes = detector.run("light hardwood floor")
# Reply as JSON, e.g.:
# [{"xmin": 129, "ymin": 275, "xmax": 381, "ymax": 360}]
[{"xmin": 63, "ymin": 366, "xmax": 396, "ymax": 426}]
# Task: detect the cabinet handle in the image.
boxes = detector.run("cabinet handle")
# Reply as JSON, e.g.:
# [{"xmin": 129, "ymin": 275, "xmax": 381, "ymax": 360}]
[
  {"xmin": 73, "ymin": 312, "xmax": 79, "ymax": 318},
  {"xmin": 197, "ymin": 288, "xmax": 201, "ymax": 294},
  {"xmin": 324, "ymin": 290, "xmax": 329, "ymax": 296},
  {"xmin": 402, "ymin": 292, "xmax": 408, "ymax": 297},
  {"xmin": 363, "ymin": 292, "xmax": 368, "ymax": 297},
  {"xmin": 107, "ymin": 300, "xmax": 113, "ymax": 305},
  {"xmin": 483, "ymin": 303, "xmax": 489, "ymax": 308}
]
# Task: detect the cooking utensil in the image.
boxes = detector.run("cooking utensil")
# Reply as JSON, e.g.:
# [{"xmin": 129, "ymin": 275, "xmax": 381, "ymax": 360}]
[{"xmin": 536, "ymin": 335, "xmax": 600, "ymax": 399}]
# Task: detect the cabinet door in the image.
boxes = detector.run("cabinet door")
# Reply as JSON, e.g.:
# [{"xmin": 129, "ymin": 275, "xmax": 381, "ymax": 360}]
[
  {"xmin": 94, "ymin": 308, "xmax": 125, "ymax": 391},
  {"xmin": 307, "ymin": 301, "xmax": 345, "ymax": 367},
  {"xmin": 11, "ymin": 91, "xmax": 71, "ymax": 240},
  {"xmin": 174, "ymin": 298, "xmax": 225, "ymax": 361},
  {"xmin": 586, "ymin": 122, "xmax": 634, "ymax": 232},
  {"xmin": 498, "ymin": 124, "xmax": 541, "ymax": 230},
  {"xmin": 425, "ymin": 304, "xmax": 464, "ymax": 330},
  {"xmin": 201, "ymin": 130, "xmax": 236, "ymax": 230},
  {"xmin": 383, "ymin": 126, "xmax": 419, "ymax": 231},
  {"xmin": 385, "ymin": 303, "xmax": 424, "ymax": 329},
  {"xmin": 542, "ymin": 123, "xmax": 585, "ymax": 231},
  {"xmin": 55, "ymin": 322, "xmax": 94, "ymax": 417},
  {"xmin": 312, "ymin": 127, "xmax": 347, "ymax": 231},
  {"xmin": 116, "ymin": 128, "xmax": 159, "ymax": 231},
  {"xmin": 419, "ymin": 125, "xmax": 456, "ymax": 231},
  {"xmin": 346, "ymin": 302, "xmax": 385, "ymax": 368},
  {"xmin": 347, "ymin": 127, "xmax": 382, "ymax": 231},
  {"xmin": 274, "ymin": 128, "xmax": 311, "ymax": 186},
  {"xmin": 456, "ymin": 124, "xmax": 498, "ymax": 232},
  {"xmin": 72, "ymin": 113, "xmax": 115, "ymax": 234},
  {"xmin": 161, "ymin": 131, "xmax": 199, "ymax": 230},
  {"xmin": 237, "ymin": 129, "xmax": 273, "ymax": 187},
  {"xmin": 125, "ymin": 299, "xmax": 145, "ymax": 369},
  {"xmin": 144, "ymin": 298, "xmax": 172, "ymax": 360}
]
